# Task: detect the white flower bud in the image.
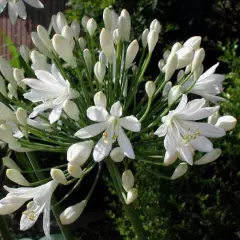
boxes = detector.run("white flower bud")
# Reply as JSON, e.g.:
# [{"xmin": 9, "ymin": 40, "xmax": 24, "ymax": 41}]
[
  {"xmin": 30, "ymin": 50, "xmax": 50, "ymax": 72},
  {"xmin": 100, "ymin": 28, "xmax": 114, "ymax": 63},
  {"xmin": 0, "ymin": 103, "xmax": 17, "ymax": 122},
  {"xmin": 208, "ymin": 112, "xmax": 219, "ymax": 125},
  {"xmin": 162, "ymin": 82, "xmax": 172, "ymax": 96},
  {"xmin": 185, "ymin": 64, "xmax": 192, "ymax": 74},
  {"xmin": 67, "ymin": 163, "xmax": 83, "ymax": 178},
  {"xmin": 71, "ymin": 20, "xmax": 80, "ymax": 39},
  {"xmin": 52, "ymin": 34, "xmax": 77, "ymax": 67},
  {"xmin": 163, "ymin": 151, "xmax": 178, "ymax": 166},
  {"xmin": 183, "ymin": 36, "xmax": 202, "ymax": 51},
  {"xmin": 194, "ymin": 149, "xmax": 222, "ymax": 165},
  {"xmin": 67, "ymin": 141, "xmax": 94, "ymax": 166},
  {"xmin": 19, "ymin": 45, "xmax": 30, "ymax": 63},
  {"xmin": 145, "ymin": 81, "xmax": 156, "ymax": 98},
  {"xmin": 158, "ymin": 59, "xmax": 165, "ymax": 71},
  {"xmin": 37, "ymin": 25, "xmax": 54, "ymax": 52},
  {"xmin": 56, "ymin": 12, "xmax": 68, "ymax": 33},
  {"xmin": 126, "ymin": 188, "xmax": 138, "ymax": 205},
  {"xmin": 165, "ymin": 53, "xmax": 178, "ymax": 81},
  {"xmin": 81, "ymin": 16, "xmax": 89, "ymax": 31},
  {"xmin": 51, "ymin": 15, "xmax": 61, "ymax": 34},
  {"xmin": 150, "ymin": 19, "xmax": 161, "ymax": 34},
  {"xmin": 2, "ymin": 157, "xmax": 21, "ymax": 171},
  {"xmin": 78, "ymin": 37, "xmax": 86, "ymax": 51},
  {"xmin": 83, "ymin": 49, "xmax": 92, "ymax": 69},
  {"xmin": 142, "ymin": 29, "xmax": 149, "ymax": 48},
  {"xmin": 87, "ymin": 18, "xmax": 97, "ymax": 36},
  {"xmin": 176, "ymin": 47, "xmax": 195, "ymax": 69},
  {"xmin": 163, "ymin": 50, "xmax": 170, "ymax": 62},
  {"xmin": 168, "ymin": 85, "xmax": 183, "ymax": 106},
  {"xmin": 13, "ymin": 68, "xmax": 25, "ymax": 89},
  {"xmin": 194, "ymin": 64, "xmax": 204, "ymax": 81},
  {"xmin": 0, "ymin": 76, "xmax": 7, "ymax": 97},
  {"xmin": 0, "ymin": 57, "xmax": 17, "ymax": 88},
  {"xmin": 50, "ymin": 168, "xmax": 68, "ymax": 185},
  {"xmin": 6, "ymin": 169, "xmax": 30, "ymax": 186},
  {"xmin": 215, "ymin": 116, "xmax": 237, "ymax": 131},
  {"xmin": 103, "ymin": 8, "xmax": 112, "ymax": 31},
  {"xmin": 170, "ymin": 163, "xmax": 188, "ymax": 180},
  {"xmin": 60, "ymin": 200, "xmax": 87, "ymax": 225},
  {"xmin": 122, "ymin": 170, "xmax": 134, "ymax": 191},
  {"xmin": 120, "ymin": 9, "xmax": 131, "ymax": 41},
  {"xmin": 8, "ymin": 84, "xmax": 18, "ymax": 100},
  {"xmin": 63, "ymin": 100, "xmax": 80, "ymax": 121},
  {"xmin": 125, "ymin": 40, "xmax": 139, "ymax": 69},
  {"xmin": 191, "ymin": 48, "xmax": 205, "ymax": 72},
  {"xmin": 94, "ymin": 61, "xmax": 106, "ymax": 84},
  {"xmin": 147, "ymin": 30, "xmax": 158, "ymax": 53},
  {"xmin": 177, "ymin": 70, "xmax": 185, "ymax": 82},
  {"xmin": 171, "ymin": 42, "xmax": 182, "ymax": 53},
  {"xmin": 94, "ymin": 91, "xmax": 107, "ymax": 108},
  {"xmin": 16, "ymin": 108, "xmax": 27, "ymax": 126},
  {"xmin": 110, "ymin": 147, "xmax": 125, "ymax": 162},
  {"xmin": 113, "ymin": 29, "xmax": 121, "ymax": 44},
  {"xmin": 61, "ymin": 26, "xmax": 75, "ymax": 47},
  {"xmin": 99, "ymin": 51, "xmax": 106, "ymax": 65}
]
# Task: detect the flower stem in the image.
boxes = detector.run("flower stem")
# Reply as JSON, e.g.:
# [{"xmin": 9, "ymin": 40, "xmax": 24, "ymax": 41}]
[{"xmin": 105, "ymin": 159, "xmax": 146, "ymax": 240}]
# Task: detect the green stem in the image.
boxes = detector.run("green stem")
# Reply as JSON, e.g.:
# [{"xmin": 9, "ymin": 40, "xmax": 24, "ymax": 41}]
[
  {"xmin": 106, "ymin": 159, "xmax": 146, "ymax": 240},
  {"xmin": 0, "ymin": 216, "xmax": 12, "ymax": 240}
]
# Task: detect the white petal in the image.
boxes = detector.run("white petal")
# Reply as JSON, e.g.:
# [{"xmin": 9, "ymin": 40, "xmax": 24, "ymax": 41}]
[
  {"xmin": 24, "ymin": 0, "xmax": 44, "ymax": 8},
  {"xmin": 75, "ymin": 122, "xmax": 108, "ymax": 139},
  {"xmin": 117, "ymin": 126, "xmax": 135, "ymax": 159},
  {"xmin": 23, "ymin": 90, "xmax": 42, "ymax": 103},
  {"xmin": 175, "ymin": 94, "xmax": 188, "ymax": 111},
  {"xmin": 43, "ymin": 201, "xmax": 51, "ymax": 238},
  {"xmin": 170, "ymin": 163, "xmax": 188, "ymax": 180},
  {"xmin": 154, "ymin": 123, "xmax": 168, "ymax": 137},
  {"xmin": 190, "ymin": 136, "xmax": 213, "ymax": 152},
  {"xmin": 8, "ymin": 2, "xmax": 18, "ymax": 25},
  {"xmin": 163, "ymin": 150, "xmax": 178, "ymax": 166},
  {"xmin": 35, "ymin": 70, "xmax": 63, "ymax": 87},
  {"xmin": 119, "ymin": 116, "xmax": 141, "ymax": 132},
  {"xmin": 0, "ymin": 1, "xmax": 7, "ymax": 14},
  {"xmin": 110, "ymin": 101, "xmax": 122, "ymax": 117},
  {"xmin": 177, "ymin": 146, "xmax": 193, "ymax": 165},
  {"xmin": 51, "ymin": 64, "xmax": 66, "ymax": 86},
  {"xmin": 93, "ymin": 136, "xmax": 112, "ymax": 162},
  {"xmin": 164, "ymin": 132, "xmax": 176, "ymax": 157},
  {"xmin": 49, "ymin": 105, "xmax": 63, "ymax": 124},
  {"xmin": 199, "ymin": 63, "xmax": 219, "ymax": 81},
  {"xmin": 14, "ymin": 1, "xmax": 26, "ymax": 19},
  {"xmin": 87, "ymin": 106, "xmax": 110, "ymax": 122}
]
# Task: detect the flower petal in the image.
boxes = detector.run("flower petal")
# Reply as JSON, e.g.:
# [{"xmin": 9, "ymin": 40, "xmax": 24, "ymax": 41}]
[
  {"xmin": 175, "ymin": 94, "xmax": 188, "ymax": 112},
  {"xmin": 110, "ymin": 101, "xmax": 122, "ymax": 117},
  {"xmin": 177, "ymin": 146, "xmax": 193, "ymax": 165},
  {"xmin": 119, "ymin": 116, "xmax": 141, "ymax": 132},
  {"xmin": 154, "ymin": 123, "xmax": 168, "ymax": 137},
  {"xmin": 75, "ymin": 122, "xmax": 108, "ymax": 139},
  {"xmin": 43, "ymin": 201, "xmax": 51, "ymax": 238},
  {"xmin": 93, "ymin": 136, "xmax": 112, "ymax": 162},
  {"xmin": 198, "ymin": 63, "xmax": 219, "ymax": 81},
  {"xmin": 8, "ymin": 2, "xmax": 18, "ymax": 25},
  {"xmin": 49, "ymin": 105, "xmax": 63, "ymax": 124},
  {"xmin": 190, "ymin": 136, "xmax": 213, "ymax": 152},
  {"xmin": 87, "ymin": 106, "xmax": 110, "ymax": 122},
  {"xmin": 24, "ymin": 0, "xmax": 44, "ymax": 8}
]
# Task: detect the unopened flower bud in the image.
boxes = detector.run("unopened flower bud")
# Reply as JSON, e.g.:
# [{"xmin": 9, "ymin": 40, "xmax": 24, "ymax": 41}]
[
  {"xmin": 78, "ymin": 37, "xmax": 86, "ymax": 51},
  {"xmin": 6, "ymin": 169, "xmax": 30, "ymax": 186},
  {"xmin": 16, "ymin": 108, "xmax": 27, "ymax": 126},
  {"xmin": 81, "ymin": 16, "xmax": 89, "ymax": 31},
  {"xmin": 87, "ymin": 18, "xmax": 97, "ymax": 36},
  {"xmin": 176, "ymin": 47, "xmax": 195, "ymax": 69},
  {"xmin": 0, "ymin": 102, "xmax": 17, "ymax": 122},
  {"xmin": 162, "ymin": 82, "xmax": 172, "ymax": 96},
  {"xmin": 63, "ymin": 100, "xmax": 80, "ymax": 121},
  {"xmin": 147, "ymin": 30, "xmax": 158, "ymax": 53},
  {"xmin": 185, "ymin": 64, "xmax": 192, "ymax": 74},
  {"xmin": 120, "ymin": 9, "xmax": 131, "ymax": 41},
  {"xmin": 8, "ymin": 84, "xmax": 18, "ymax": 100},
  {"xmin": 51, "ymin": 15, "xmax": 60, "ymax": 34},
  {"xmin": 110, "ymin": 147, "xmax": 125, "ymax": 162},
  {"xmin": 83, "ymin": 49, "xmax": 92, "ymax": 69},
  {"xmin": 171, "ymin": 42, "xmax": 182, "ymax": 53},
  {"xmin": 163, "ymin": 151, "xmax": 178, "ymax": 166},
  {"xmin": 177, "ymin": 70, "xmax": 185, "ymax": 82},
  {"xmin": 94, "ymin": 91, "xmax": 107, "ymax": 108},
  {"xmin": 158, "ymin": 59, "xmax": 165, "ymax": 71},
  {"xmin": 13, "ymin": 68, "xmax": 25, "ymax": 89},
  {"xmin": 170, "ymin": 163, "xmax": 188, "ymax": 180},
  {"xmin": 194, "ymin": 64, "xmax": 204, "ymax": 81},
  {"xmin": 103, "ymin": 8, "xmax": 112, "ymax": 31},
  {"xmin": 126, "ymin": 188, "xmax": 138, "ymax": 205},
  {"xmin": 208, "ymin": 112, "xmax": 219, "ymax": 125},
  {"xmin": 100, "ymin": 28, "xmax": 114, "ymax": 63},
  {"xmin": 0, "ymin": 76, "xmax": 7, "ymax": 97},
  {"xmin": 60, "ymin": 200, "xmax": 87, "ymax": 225},
  {"xmin": 67, "ymin": 163, "xmax": 83, "ymax": 178},
  {"xmin": 125, "ymin": 40, "xmax": 139, "ymax": 69},
  {"xmin": 94, "ymin": 61, "xmax": 106, "ymax": 84},
  {"xmin": 191, "ymin": 48, "xmax": 205, "ymax": 72},
  {"xmin": 0, "ymin": 57, "xmax": 17, "ymax": 88},
  {"xmin": 113, "ymin": 29, "xmax": 121, "ymax": 44},
  {"xmin": 122, "ymin": 170, "xmax": 134, "ymax": 191},
  {"xmin": 165, "ymin": 53, "xmax": 178, "ymax": 81},
  {"xmin": 37, "ymin": 25, "xmax": 53, "ymax": 52},
  {"xmin": 183, "ymin": 36, "xmax": 202, "ymax": 51},
  {"xmin": 2, "ymin": 157, "xmax": 21, "ymax": 171},
  {"xmin": 215, "ymin": 116, "xmax": 237, "ymax": 131},
  {"xmin": 67, "ymin": 141, "xmax": 94, "ymax": 166},
  {"xmin": 71, "ymin": 20, "xmax": 80, "ymax": 39},
  {"xmin": 56, "ymin": 12, "xmax": 68, "ymax": 32},
  {"xmin": 145, "ymin": 81, "xmax": 156, "ymax": 98},
  {"xmin": 194, "ymin": 149, "xmax": 222, "ymax": 165},
  {"xmin": 168, "ymin": 85, "xmax": 183, "ymax": 106},
  {"xmin": 19, "ymin": 45, "xmax": 30, "ymax": 63},
  {"xmin": 50, "ymin": 168, "xmax": 68, "ymax": 185},
  {"xmin": 142, "ymin": 29, "xmax": 149, "ymax": 48},
  {"xmin": 61, "ymin": 26, "xmax": 75, "ymax": 46},
  {"xmin": 163, "ymin": 50, "xmax": 170, "ymax": 62},
  {"xmin": 150, "ymin": 19, "xmax": 161, "ymax": 34}
]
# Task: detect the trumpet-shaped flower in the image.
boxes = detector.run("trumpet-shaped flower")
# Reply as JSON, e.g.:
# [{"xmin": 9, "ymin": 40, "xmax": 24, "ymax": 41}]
[
  {"xmin": 75, "ymin": 93, "xmax": 141, "ymax": 162},
  {"xmin": 0, "ymin": 0, "xmax": 44, "ymax": 25},
  {"xmin": 23, "ymin": 64, "xmax": 79, "ymax": 124},
  {"xmin": 0, "ymin": 180, "xmax": 58, "ymax": 238},
  {"xmin": 154, "ymin": 94, "xmax": 226, "ymax": 165}
]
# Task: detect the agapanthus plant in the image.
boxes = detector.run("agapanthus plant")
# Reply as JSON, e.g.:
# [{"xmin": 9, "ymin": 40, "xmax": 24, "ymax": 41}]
[{"xmin": 0, "ymin": 8, "xmax": 237, "ymax": 239}]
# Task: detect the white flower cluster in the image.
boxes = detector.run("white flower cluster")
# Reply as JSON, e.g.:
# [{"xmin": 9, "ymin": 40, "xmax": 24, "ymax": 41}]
[{"xmin": 0, "ymin": 8, "xmax": 236, "ymax": 239}]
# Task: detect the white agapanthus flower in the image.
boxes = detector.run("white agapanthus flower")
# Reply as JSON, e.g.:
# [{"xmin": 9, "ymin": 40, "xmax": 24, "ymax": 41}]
[
  {"xmin": 75, "ymin": 92, "xmax": 141, "ymax": 162},
  {"xmin": 0, "ymin": 180, "xmax": 58, "ymax": 238},
  {"xmin": 154, "ymin": 94, "xmax": 226, "ymax": 165},
  {"xmin": 0, "ymin": 0, "xmax": 44, "ymax": 25},
  {"xmin": 23, "ymin": 64, "xmax": 79, "ymax": 124},
  {"xmin": 184, "ymin": 63, "xmax": 225, "ymax": 103}
]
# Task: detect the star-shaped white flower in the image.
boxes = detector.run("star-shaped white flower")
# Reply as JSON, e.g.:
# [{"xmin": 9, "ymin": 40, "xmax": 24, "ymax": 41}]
[
  {"xmin": 0, "ymin": 180, "xmax": 58, "ymax": 239},
  {"xmin": 23, "ymin": 64, "xmax": 79, "ymax": 124},
  {"xmin": 75, "ymin": 93, "xmax": 141, "ymax": 162},
  {"xmin": 154, "ymin": 94, "xmax": 226, "ymax": 165},
  {"xmin": 0, "ymin": 0, "xmax": 44, "ymax": 25}
]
